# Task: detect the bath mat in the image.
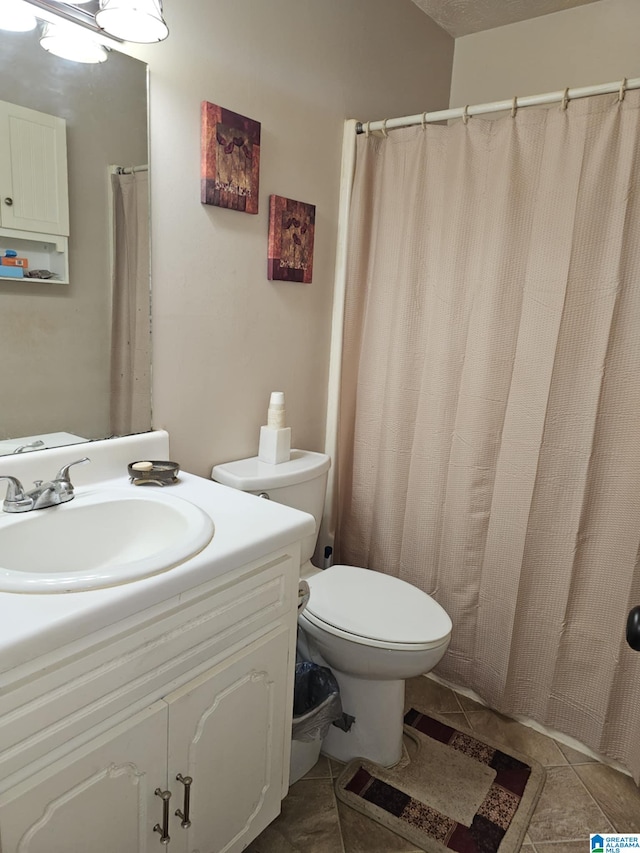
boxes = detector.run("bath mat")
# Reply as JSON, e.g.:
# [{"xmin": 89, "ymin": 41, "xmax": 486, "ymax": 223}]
[{"xmin": 335, "ymin": 709, "xmax": 545, "ymax": 853}]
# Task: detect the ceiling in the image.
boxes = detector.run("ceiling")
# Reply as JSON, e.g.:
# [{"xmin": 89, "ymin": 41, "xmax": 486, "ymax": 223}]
[{"xmin": 411, "ymin": 0, "xmax": 601, "ymax": 38}]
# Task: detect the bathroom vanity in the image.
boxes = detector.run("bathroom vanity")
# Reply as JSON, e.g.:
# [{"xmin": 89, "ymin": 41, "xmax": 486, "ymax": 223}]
[{"xmin": 0, "ymin": 432, "xmax": 315, "ymax": 853}]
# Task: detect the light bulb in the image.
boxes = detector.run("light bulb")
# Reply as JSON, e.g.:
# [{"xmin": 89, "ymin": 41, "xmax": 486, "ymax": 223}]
[
  {"xmin": 40, "ymin": 22, "xmax": 108, "ymax": 64},
  {"xmin": 96, "ymin": 0, "xmax": 168, "ymax": 43},
  {"xmin": 0, "ymin": 0, "xmax": 37, "ymax": 32}
]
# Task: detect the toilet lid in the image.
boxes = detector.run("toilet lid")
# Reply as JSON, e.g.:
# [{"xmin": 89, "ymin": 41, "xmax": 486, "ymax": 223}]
[{"xmin": 304, "ymin": 565, "xmax": 452, "ymax": 650}]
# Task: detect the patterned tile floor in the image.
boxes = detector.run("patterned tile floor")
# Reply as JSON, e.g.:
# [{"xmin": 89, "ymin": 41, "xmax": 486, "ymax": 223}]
[{"xmin": 246, "ymin": 675, "xmax": 640, "ymax": 853}]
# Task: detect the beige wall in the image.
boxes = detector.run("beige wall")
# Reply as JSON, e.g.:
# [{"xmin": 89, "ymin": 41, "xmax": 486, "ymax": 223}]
[
  {"xmin": 451, "ymin": 0, "xmax": 640, "ymax": 108},
  {"xmin": 130, "ymin": 0, "xmax": 453, "ymax": 477}
]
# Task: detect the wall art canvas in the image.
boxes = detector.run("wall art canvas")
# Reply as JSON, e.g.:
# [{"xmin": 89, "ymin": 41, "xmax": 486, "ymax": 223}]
[
  {"xmin": 267, "ymin": 195, "xmax": 316, "ymax": 283},
  {"xmin": 200, "ymin": 101, "xmax": 260, "ymax": 214}
]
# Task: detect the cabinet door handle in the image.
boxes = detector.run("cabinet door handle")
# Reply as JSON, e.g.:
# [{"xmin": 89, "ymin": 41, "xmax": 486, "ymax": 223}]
[
  {"xmin": 175, "ymin": 773, "xmax": 193, "ymax": 828},
  {"xmin": 3, "ymin": 198, "xmax": 13, "ymax": 206},
  {"xmin": 153, "ymin": 788, "xmax": 171, "ymax": 845}
]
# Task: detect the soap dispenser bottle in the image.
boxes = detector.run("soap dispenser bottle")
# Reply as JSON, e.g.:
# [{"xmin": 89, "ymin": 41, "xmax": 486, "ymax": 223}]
[{"xmin": 258, "ymin": 391, "xmax": 291, "ymax": 464}]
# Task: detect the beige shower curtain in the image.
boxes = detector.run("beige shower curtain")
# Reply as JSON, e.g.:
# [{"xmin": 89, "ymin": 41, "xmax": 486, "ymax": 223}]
[
  {"xmin": 338, "ymin": 91, "xmax": 640, "ymax": 780},
  {"xmin": 110, "ymin": 171, "xmax": 151, "ymax": 436}
]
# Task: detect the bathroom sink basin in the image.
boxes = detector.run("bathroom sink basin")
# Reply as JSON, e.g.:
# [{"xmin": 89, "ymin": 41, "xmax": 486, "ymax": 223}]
[{"xmin": 0, "ymin": 487, "xmax": 215, "ymax": 593}]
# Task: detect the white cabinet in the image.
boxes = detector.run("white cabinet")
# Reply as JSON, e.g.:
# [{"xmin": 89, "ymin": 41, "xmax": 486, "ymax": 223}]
[
  {"xmin": 166, "ymin": 627, "xmax": 290, "ymax": 853},
  {"xmin": 0, "ymin": 100, "xmax": 69, "ymax": 237},
  {"xmin": 0, "ymin": 703, "xmax": 168, "ymax": 853},
  {"xmin": 0, "ymin": 100, "xmax": 70, "ymax": 284},
  {"xmin": 0, "ymin": 551, "xmax": 299, "ymax": 853}
]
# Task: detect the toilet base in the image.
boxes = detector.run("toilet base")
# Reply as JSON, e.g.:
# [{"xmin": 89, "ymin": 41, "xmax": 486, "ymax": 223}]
[{"xmin": 321, "ymin": 671, "xmax": 405, "ymax": 767}]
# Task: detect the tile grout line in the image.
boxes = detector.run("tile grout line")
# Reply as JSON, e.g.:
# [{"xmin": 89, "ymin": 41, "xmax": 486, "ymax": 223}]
[
  {"xmin": 328, "ymin": 758, "xmax": 348, "ymax": 853},
  {"xmin": 567, "ymin": 763, "xmax": 616, "ymax": 833},
  {"xmin": 452, "ymin": 689, "xmax": 475, "ymax": 732},
  {"xmin": 528, "ymin": 765, "xmax": 614, "ymax": 845}
]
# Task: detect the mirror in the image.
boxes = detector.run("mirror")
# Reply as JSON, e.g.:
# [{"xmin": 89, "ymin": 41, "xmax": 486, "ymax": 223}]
[{"xmin": 0, "ymin": 23, "xmax": 150, "ymax": 456}]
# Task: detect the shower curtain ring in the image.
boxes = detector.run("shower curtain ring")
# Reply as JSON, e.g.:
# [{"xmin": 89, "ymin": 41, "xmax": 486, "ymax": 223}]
[
  {"xmin": 421, "ymin": 111, "xmax": 427, "ymax": 130},
  {"xmin": 511, "ymin": 96, "xmax": 518, "ymax": 118},
  {"xmin": 381, "ymin": 119, "xmax": 389, "ymax": 137},
  {"xmin": 364, "ymin": 121, "xmax": 371, "ymax": 137},
  {"xmin": 618, "ymin": 77, "xmax": 627, "ymax": 102},
  {"xmin": 561, "ymin": 87, "xmax": 570, "ymax": 110},
  {"xmin": 462, "ymin": 105, "xmax": 470, "ymax": 125}
]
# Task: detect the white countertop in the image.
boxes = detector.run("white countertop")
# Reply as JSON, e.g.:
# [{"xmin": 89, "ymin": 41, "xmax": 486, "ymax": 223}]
[
  {"xmin": 0, "ymin": 432, "xmax": 88, "ymax": 455},
  {"xmin": 0, "ymin": 432, "xmax": 315, "ymax": 682}
]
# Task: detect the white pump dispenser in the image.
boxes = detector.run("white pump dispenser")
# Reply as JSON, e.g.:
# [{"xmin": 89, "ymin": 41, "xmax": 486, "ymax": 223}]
[
  {"xmin": 258, "ymin": 391, "xmax": 291, "ymax": 464},
  {"xmin": 267, "ymin": 391, "xmax": 286, "ymax": 428}
]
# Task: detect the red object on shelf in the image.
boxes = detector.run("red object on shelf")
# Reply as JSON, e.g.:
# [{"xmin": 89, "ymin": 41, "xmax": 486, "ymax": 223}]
[{"xmin": 1, "ymin": 257, "xmax": 28, "ymax": 268}]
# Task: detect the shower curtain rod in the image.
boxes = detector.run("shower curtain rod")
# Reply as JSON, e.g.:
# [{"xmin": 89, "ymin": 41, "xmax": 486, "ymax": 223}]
[
  {"xmin": 355, "ymin": 76, "xmax": 640, "ymax": 134},
  {"xmin": 114, "ymin": 165, "xmax": 149, "ymax": 175}
]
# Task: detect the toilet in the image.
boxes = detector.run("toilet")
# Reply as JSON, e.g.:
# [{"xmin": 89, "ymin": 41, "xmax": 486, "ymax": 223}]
[{"xmin": 211, "ymin": 450, "xmax": 452, "ymax": 768}]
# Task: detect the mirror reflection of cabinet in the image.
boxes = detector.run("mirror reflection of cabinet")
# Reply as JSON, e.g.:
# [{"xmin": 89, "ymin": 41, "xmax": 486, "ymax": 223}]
[
  {"xmin": 0, "ymin": 100, "xmax": 69, "ymax": 235},
  {"xmin": 0, "ymin": 100, "xmax": 69, "ymax": 283}
]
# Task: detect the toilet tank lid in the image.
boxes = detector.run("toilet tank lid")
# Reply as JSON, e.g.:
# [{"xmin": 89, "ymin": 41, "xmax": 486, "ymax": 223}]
[{"xmin": 212, "ymin": 449, "xmax": 330, "ymax": 491}]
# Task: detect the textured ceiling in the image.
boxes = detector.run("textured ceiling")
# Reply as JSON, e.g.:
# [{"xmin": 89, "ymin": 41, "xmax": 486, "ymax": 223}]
[{"xmin": 411, "ymin": 0, "xmax": 601, "ymax": 38}]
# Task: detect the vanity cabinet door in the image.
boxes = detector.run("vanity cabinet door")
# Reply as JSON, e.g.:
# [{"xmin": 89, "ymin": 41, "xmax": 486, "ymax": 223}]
[
  {"xmin": 0, "ymin": 702, "xmax": 168, "ymax": 853},
  {"xmin": 165, "ymin": 626, "xmax": 291, "ymax": 853},
  {"xmin": 0, "ymin": 100, "xmax": 69, "ymax": 236}
]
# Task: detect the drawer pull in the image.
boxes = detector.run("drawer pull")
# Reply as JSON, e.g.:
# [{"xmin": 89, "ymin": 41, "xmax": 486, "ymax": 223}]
[
  {"xmin": 153, "ymin": 788, "xmax": 171, "ymax": 845},
  {"xmin": 175, "ymin": 773, "xmax": 193, "ymax": 828}
]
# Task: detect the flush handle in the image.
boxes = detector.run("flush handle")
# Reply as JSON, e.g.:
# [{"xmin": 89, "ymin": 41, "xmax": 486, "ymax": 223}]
[
  {"xmin": 175, "ymin": 773, "xmax": 192, "ymax": 828},
  {"xmin": 153, "ymin": 788, "xmax": 171, "ymax": 845},
  {"xmin": 258, "ymin": 492, "xmax": 270, "ymax": 500}
]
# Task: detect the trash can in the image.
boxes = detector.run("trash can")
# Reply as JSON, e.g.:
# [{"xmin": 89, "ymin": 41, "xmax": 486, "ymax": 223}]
[{"xmin": 290, "ymin": 660, "xmax": 342, "ymax": 784}]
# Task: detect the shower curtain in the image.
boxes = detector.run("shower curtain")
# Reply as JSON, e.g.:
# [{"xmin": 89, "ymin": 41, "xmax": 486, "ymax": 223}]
[
  {"xmin": 337, "ymin": 91, "xmax": 640, "ymax": 780},
  {"xmin": 110, "ymin": 171, "xmax": 151, "ymax": 436}
]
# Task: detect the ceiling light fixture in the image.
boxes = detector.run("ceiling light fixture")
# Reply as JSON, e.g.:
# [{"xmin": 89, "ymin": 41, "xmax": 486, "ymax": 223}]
[
  {"xmin": 0, "ymin": 0, "xmax": 38, "ymax": 32},
  {"xmin": 96, "ymin": 0, "xmax": 168, "ymax": 43},
  {"xmin": 39, "ymin": 20, "xmax": 108, "ymax": 62}
]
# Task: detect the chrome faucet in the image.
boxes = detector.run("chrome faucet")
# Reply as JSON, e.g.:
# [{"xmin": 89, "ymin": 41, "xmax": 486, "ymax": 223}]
[
  {"xmin": 0, "ymin": 457, "xmax": 90, "ymax": 513},
  {"xmin": 11, "ymin": 439, "xmax": 45, "ymax": 454}
]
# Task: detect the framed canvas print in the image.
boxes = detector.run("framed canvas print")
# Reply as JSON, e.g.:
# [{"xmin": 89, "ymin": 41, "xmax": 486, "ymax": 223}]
[
  {"xmin": 268, "ymin": 195, "xmax": 316, "ymax": 283},
  {"xmin": 200, "ymin": 101, "xmax": 260, "ymax": 214}
]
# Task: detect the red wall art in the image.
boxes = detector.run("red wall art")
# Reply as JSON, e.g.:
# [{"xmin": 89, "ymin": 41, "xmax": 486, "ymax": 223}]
[
  {"xmin": 267, "ymin": 195, "xmax": 316, "ymax": 283},
  {"xmin": 200, "ymin": 101, "xmax": 261, "ymax": 214}
]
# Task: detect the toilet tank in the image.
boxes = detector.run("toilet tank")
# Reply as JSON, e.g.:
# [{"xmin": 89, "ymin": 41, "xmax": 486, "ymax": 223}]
[{"xmin": 211, "ymin": 450, "xmax": 331, "ymax": 564}]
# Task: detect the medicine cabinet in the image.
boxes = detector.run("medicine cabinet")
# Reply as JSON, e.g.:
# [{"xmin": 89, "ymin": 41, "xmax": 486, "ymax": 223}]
[{"xmin": 0, "ymin": 100, "xmax": 69, "ymax": 284}]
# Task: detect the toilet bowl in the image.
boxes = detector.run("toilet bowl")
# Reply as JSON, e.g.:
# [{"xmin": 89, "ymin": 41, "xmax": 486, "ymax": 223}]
[
  {"xmin": 211, "ymin": 450, "xmax": 453, "ymax": 768},
  {"xmin": 298, "ymin": 564, "xmax": 451, "ymax": 765}
]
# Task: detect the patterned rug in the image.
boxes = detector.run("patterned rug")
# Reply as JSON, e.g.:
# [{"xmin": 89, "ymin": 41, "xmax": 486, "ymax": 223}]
[{"xmin": 335, "ymin": 709, "xmax": 545, "ymax": 853}]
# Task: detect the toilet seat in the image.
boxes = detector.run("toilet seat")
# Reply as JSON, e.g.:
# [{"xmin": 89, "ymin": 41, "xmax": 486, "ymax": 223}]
[{"xmin": 302, "ymin": 565, "xmax": 452, "ymax": 651}]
